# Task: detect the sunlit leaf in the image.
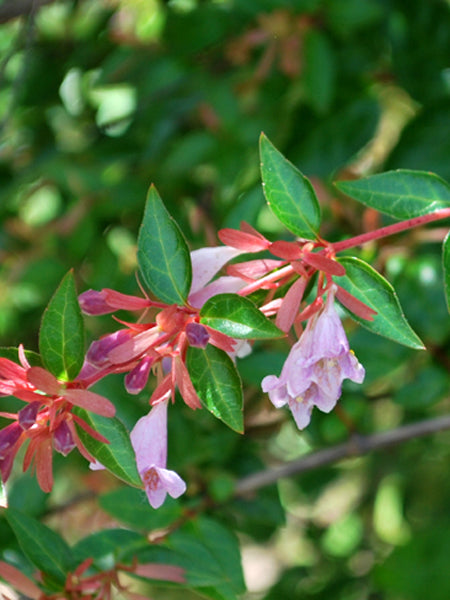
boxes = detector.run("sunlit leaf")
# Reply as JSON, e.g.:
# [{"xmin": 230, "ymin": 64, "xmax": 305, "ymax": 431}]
[
  {"xmin": 336, "ymin": 257, "xmax": 425, "ymax": 349},
  {"xmin": 137, "ymin": 185, "xmax": 192, "ymax": 305},
  {"xmin": 186, "ymin": 345, "xmax": 243, "ymax": 433},
  {"xmin": 335, "ymin": 170, "xmax": 450, "ymax": 219},
  {"xmin": 200, "ymin": 294, "xmax": 283, "ymax": 339},
  {"xmin": 259, "ymin": 133, "xmax": 321, "ymax": 239},
  {"xmin": 39, "ymin": 271, "xmax": 85, "ymax": 380},
  {"xmin": 74, "ymin": 408, "xmax": 142, "ymax": 488}
]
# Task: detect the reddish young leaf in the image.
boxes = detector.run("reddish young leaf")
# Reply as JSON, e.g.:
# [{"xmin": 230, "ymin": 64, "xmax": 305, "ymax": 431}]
[
  {"xmin": 26, "ymin": 366, "xmax": 60, "ymax": 395},
  {"xmin": 302, "ymin": 252, "xmax": 346, "ymax": 276},
  {"xmin": 174, "ymin": 356, "xmax": 203, "ymax": 410},
  {"xmin": 36, "ymin": 438, "xmax": 53, "ymax": 493},
  {"xmin": 0, "ymin": 560, "xmax": 42, "ymax": 599},
  {"xmin": 270, "ymin": 240, "xmax": 303, "ymax": 260},
  {"xmin": 64, "ymin": 389, "xmax": 116, "ymax": 417},
  {"xmin": 218, "ymin": 228, "xmax": 270, "ymax": 252},
  {"xmin": 276, "ymin": 277, "xmax": 308, "ymax": 332},
  {"xmin": 227, "ymin": 258, "xmax": 285, "ymax": 281},
  {"xmin": 335, "ymin": 284, "xmax": 377, "ymax": 321}
]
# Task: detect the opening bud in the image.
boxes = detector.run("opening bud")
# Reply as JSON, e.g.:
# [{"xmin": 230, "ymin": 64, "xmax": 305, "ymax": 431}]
[
  {"xmin": 186, "ymin": 322, "xmax": 210, "ymax": 348},
  {"xmin": 18, "ymin": 401, "xmax": 41, "ymax": 430},
  {"xmin": 125, "ymin": 356, "xmax": 154, "ymax": 395},
  {"xmin": 53, "ymin": 421, "xmax": 76, "ymax": 456}
]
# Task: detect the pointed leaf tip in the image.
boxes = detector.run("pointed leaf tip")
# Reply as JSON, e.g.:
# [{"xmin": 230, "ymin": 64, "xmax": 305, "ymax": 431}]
[
  {"xmin": 137, "ymin": 185, "xmax": 192, "ymax": 305},
  {"xmin": 39, "ymin": 270, "xmax": 85, "ymax": 381},
  {"xmin": 259, "ymin": 134, "xmax": 321, "ymax": 239}
]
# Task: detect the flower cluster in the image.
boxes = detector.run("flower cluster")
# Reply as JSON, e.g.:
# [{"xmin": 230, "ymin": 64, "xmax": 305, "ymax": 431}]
[
  {"xmin": 0, "ymin": 347, "xmax": 114, "ymax": 492},
  {"xmin": 1, "ymin": 224, "xmax": 373, "ymax": 507}
]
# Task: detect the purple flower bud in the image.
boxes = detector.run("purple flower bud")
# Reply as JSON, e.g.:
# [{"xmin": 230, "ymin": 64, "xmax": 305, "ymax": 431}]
[
  {"xmin": 78, "ymin": 290, "xmax": 114, "ymax": 315},
  {"xmin": 18, "ymin": 401, "xmax": 41, "ymax": 430},
  {"xmin": 125, "ymin": 356, "xmax": 153, "ymax": 394},
  {"xmin": 0, "ymin": 422, "xmax": 22, "ymax": 460},
  {"xmin": 53, "ymin": 421, "xmax": 76, "ymax": 456},
  {"xmin": 186, "ymin": 322, "xmax": 210, "ymax": 348},
  {"xmin": 86, "ymin": 330, "xmax": 132, "ymax": 366}
]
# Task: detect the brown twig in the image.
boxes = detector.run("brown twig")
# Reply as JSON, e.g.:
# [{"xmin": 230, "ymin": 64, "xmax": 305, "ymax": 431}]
[{"xmin": 234, "ymin": 413, "xmax": 450, "ymax": 496}]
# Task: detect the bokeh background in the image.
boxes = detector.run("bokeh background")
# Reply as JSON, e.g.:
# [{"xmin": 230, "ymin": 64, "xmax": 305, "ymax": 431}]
[{"xmin": 1, "ymin": 1, "xmax": 449, "ymax": 599}]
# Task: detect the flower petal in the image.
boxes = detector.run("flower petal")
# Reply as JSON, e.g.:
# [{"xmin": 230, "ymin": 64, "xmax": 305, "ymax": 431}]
[
  {"xmin": 130, "ymin": 401, "xmax": 168, "ymax": 472},
  {"xmin": 190, "ymin": 246, "xmax": 244, "ymax": 295}
]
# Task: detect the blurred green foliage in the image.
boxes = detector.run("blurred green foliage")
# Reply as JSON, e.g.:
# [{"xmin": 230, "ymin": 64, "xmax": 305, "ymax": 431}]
[{"xmin": 0, "ymin": 0, "xmax": 449, "ymax": 598}]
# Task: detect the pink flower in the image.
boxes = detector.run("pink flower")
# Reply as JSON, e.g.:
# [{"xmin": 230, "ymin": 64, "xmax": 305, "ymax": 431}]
[
  {"xmin": 130, "ymin": 400, "xmax": 186, "ymax": 508},
  {"xmin": 262, "ymin": 286, "xmax": 365, "ymax": 429},
  {"xmin": 188, "ymin": 246, "xmax": 246, "ymax": 308}
]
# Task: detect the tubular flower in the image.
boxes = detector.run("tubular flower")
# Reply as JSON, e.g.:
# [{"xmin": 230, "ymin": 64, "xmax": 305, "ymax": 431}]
[
  {"xmin": 130, "ymin": 400, "xmax": 186, "ymax": 508},
  {"xmin": 262, "ymin": 286, "xmax": 365, "ymax": 429}
]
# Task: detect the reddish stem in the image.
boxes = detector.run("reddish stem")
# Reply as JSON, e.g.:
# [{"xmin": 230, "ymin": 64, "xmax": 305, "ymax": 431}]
[{"xmin": 331, "ymin": 208, "xmax": 450, "ymax": 253}]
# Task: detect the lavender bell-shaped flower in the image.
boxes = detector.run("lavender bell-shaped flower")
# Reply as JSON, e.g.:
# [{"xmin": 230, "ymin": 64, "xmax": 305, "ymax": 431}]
[
  {"xmin": 130, "ymin": 400, "xmax": 186, "ymax": 509},
  {"xmin": 262, "ymin": 285, "xmax": 365, "ymax": 429}
]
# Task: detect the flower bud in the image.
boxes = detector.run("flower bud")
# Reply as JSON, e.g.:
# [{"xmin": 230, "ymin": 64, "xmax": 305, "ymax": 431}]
[
  {"xmin": 86, "ymin": 330, "xmax": 133, "ymax": 366},
  {"xmin": 186, "ymin": 322, "xmax": 210, "ymax": 348},
  {"xmin": 125, "ymin": 356, "xmax": 153, "ymax": 395},
  {"xmin": 18, "ymin": 401, "xmax": 41, "ymax": 430},
  {"xmin": 0, "ymin": 422, "xmax": 22, "ymax": 459},
  {"xmin": 78, "ymin": 290, "xmax": 114, "ymax": 315},
  {"xmin": 53, "ymin": 421, "xmax": 76, "ymax": 456}
]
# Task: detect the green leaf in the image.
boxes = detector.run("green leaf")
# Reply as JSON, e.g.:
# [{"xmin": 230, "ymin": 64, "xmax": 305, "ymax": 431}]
[
  {"xmin": 168, "ymin": 517, "xmax": 246, "ymax": 600},
  {"xmin": 73, "ymin": 408, "xmax": 142, "ymax": 488},
  {"xmin": 73, "ymin": 529, "xmax": 144, "ymax": 567},
  {"xmin": 200, "ymin": 294, "xmax": 283, "ymax": 339},
  {"xmin": 303, "ymin": 30, "xmax": 335, "ymax": 114},
  {"xmin": 393, "ymin": 364, "xmax": 449, "ymax": 409},
  {"xmin": 335, "ymin": 170, "xmax": 450, "ymax": 220},
  {"xmin": 443, "ymin": 231, "xmax": 450, "ymax": 312},
  {"xmin": 99, "ymin": 488, "xmax": 183, "ymax": 531},
  {"xmin": 336, "ymin": 257, "xmax": 425, "ymax": 349},
  {"xmin": 0, "ymin": 347, "xmax": 42, "ymax": 366},
  {"xmin": 137, "ymin": 185, "xmax": 192, "ymax": 304},
  {"xmin": 186, "ymin": 345, "xmax": 243, "ymax": 433},
  {"xmin": 5, "ymin": 508, "xmax": 74, "ymax": 585},
  {"xmin": 259, "ymin": 133, "xmax": 321, "ymax": 239},
  {"xmin": 39, "ymin": 270, "xmax": 85, "ymax": 380}
]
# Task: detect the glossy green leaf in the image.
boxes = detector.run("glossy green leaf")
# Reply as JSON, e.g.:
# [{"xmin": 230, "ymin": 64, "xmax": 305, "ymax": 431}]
[
  {"xmin": 335, "ymin": 170, "xmax": 450, "ymax": 219},
  {"xmin": 74, "ymin": 408, "xmax": 142, "ymax": 488},
  {"xmin": 137, "ymin": 185, "xmax": 192, "ymax": 305},
  {"xmin": 5, "ymin": 508, "xmax": 74, "ymax": 585},
  {"xmin": 443, "ymin": 231, "xmax": 450, "ymax": 312},
  {"xmin": 39, "ymin": 270, "xmax": 85, "ymax": 380},
  {"xmin": 186, "ymin": 345, "xmax": 243, "ymax": 433},
  {"xmin": 200, "ymin": 294, "xmax": 283, "ymax": 339},
  {"xmin": 259, "ymin": 133, "xmax": 321, "ymax": 239},
  {"xmin": 336, "ymin": 257, "xmax": 425, "ymax": 349}
]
